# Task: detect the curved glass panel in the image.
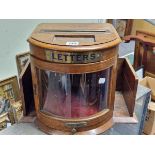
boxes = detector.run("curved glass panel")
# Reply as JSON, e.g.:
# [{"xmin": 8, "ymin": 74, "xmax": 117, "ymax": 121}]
[{"xmin": 38, "ymin": 68, "xmax": 111, "ymax": 118}]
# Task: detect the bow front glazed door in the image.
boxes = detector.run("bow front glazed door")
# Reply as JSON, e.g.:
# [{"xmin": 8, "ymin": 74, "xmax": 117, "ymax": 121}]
[{"xmin": 38, "ymin": 68, "xmax": 111, "ymax": 118}]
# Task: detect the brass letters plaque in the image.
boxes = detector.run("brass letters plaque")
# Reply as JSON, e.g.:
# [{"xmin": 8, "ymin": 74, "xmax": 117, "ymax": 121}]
[{"xmin": 45, "ymin": 50, "xmax": 103, "ymax": 64}]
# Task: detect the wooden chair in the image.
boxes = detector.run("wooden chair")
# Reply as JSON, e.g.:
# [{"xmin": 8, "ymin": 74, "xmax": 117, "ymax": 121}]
[{"xmin": 124, "ymin": 30, "xmax": 155, "ymax": 78}]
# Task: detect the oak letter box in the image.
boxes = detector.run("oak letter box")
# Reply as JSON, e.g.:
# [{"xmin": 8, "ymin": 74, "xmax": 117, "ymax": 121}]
[{"xmin": 28, "ymin": 23, "xmax": 121, "ymax": 134}]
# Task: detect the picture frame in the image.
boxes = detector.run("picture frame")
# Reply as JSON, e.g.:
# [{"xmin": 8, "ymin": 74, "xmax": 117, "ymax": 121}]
[
  {"xmin": 16, "ymin": 51, "xmax": 30, "ymax": 75},
  {"xmin": 107, "ymin": 19, "xmax": 133, "ymax": 38},
  {"xmin": 0, "ymin": 76, "xmax": 20, "ymax": 115},
  {"xmin": 0, "ymin": 112, "xmax": 8, "ymax": 131}
]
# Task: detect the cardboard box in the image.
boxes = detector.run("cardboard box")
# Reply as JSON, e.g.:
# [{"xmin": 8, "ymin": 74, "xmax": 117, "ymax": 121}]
[
  {"xmin": 143, "ymin": 101, "xmax": 155, "ymax": 134},
  {"xmin": 139, "ymin": 76, "xmax": 155, "ymax": 101}
]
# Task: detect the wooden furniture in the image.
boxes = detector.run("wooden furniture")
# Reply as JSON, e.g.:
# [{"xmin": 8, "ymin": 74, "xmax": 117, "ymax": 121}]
[
  {"xmin": 28, "ymin": 23, "xmax": 121, "ymax": 135},
  {"xmin": 124, "ymin": 30, "xmax": 155, "ymax": 78},
  {"xmin": 19, "ymin": 60, "xmax": 35, "ymax": 116},
  {"xmin": 116, "ymin": 58, "xmax": 138, "ymax": 117}
]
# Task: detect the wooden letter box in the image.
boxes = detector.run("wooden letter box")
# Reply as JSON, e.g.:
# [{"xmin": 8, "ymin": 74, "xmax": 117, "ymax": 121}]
[{"xmin": 28, "ymin": 23, "xmax": 121, "ymax": 134}]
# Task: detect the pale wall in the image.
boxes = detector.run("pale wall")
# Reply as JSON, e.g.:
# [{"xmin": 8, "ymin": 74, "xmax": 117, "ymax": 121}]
[
  {"xmin": 131, "ymin": 19, "xmax": 155, "ymax": 35},
  {"xmin": 0, "ymin": 19, "xmax": 105, "ymax": 80}
]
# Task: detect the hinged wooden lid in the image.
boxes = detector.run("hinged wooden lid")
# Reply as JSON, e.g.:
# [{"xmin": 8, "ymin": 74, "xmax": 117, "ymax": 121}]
[{"xmin": 28, "ymin": 23, "xmax": 121, "ymax": 51}]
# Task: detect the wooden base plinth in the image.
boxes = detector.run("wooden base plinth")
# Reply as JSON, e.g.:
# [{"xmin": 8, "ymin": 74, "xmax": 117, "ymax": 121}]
[{"xmin": 35, "ymin": 118, "xmax": 113, "ymax": 135}]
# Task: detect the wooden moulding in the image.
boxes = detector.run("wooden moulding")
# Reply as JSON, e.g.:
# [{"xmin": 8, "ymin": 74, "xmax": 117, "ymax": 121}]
[{"xmin": 116, "ymin": 58, "xmax": 138, "ymax": 117}]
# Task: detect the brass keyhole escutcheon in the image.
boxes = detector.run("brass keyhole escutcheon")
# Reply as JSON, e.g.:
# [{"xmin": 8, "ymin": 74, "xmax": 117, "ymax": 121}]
[
  {"xmin": 65, "ymin": 122, "xmax": 87, "ymax": 134},
  {"xmin": 71, "ymin": 128, "xmax": 77, "ymax": 134}
]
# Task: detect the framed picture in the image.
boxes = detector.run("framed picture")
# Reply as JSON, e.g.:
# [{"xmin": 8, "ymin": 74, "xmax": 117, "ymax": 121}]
[
  {"xmin": 115, "ymin": 19, "xmax": 127, "ymax": 37},
  {"xmin": 0, "ymin": 112, "xmax": 8, "ymax": 131},
  {"xmin": 107, "ymin": 19, "xmax": 133, "ymax": 38},
  {"xmin": 16, "ymin": 51, "xmax": 30, "ymax": 75},
  {"xmin": 0, "ymin": 76, "xmax": 20, "ymax": 115}
]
